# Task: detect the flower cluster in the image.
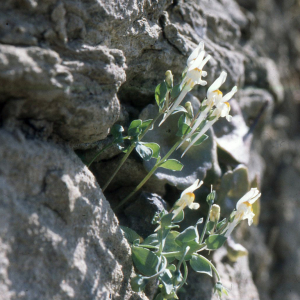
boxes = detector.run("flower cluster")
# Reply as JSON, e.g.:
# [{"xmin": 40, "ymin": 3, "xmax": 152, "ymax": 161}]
[{"xmin": 160, "ymin": 41, "xmax": 238, "ymax": 156}]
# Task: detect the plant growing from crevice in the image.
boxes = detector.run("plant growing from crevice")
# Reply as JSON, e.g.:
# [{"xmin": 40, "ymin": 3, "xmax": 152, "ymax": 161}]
[
  {"xmin": 87, "ymin": 42, "xmax": 237, "ymax": 201},
  {"xmin": 121, "ymin": 183, "xmax": 261, "ymax": 299}
]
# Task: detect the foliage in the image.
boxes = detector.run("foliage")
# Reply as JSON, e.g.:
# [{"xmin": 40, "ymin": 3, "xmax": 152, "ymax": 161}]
[{"xmin": 121, "ymin": 189, "xmax": 233, "ymax": 299}]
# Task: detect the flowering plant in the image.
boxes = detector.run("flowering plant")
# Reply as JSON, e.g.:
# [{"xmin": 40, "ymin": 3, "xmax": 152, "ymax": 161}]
[{"xmin": 121, "ymin": 183, "xmax": 260, "ymax": 299}]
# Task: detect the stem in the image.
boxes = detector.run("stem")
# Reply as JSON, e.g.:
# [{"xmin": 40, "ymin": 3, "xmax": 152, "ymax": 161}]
[
  {"xmin": 177, "ymin": 246, "xmax": 190, "ymax": 271},
  {"xmin": 199, "ymin": 202, "xmax": 213, "ymax": 244},
  {"xmin": 103, "ymin": 113, "xmax": 163, "ymax": 192},
  {"xmin": 161, "ymin": 251, "xmax": 182, "ymax": 257},
  {"xmin": 115, "ymin": 139, "xmax": 182, "ymax": 210},
  {"xmin": 102, "ymin": 142, "xmax": 135, "ymax": 191},
  {"xmin": 87, "ymin": 142, "xmax": 114, "ymax": 168},
  {"xmin": 138, "ymin": 244, "xmax": 159, "ymax": 250},
  {"xmin": 206, "ymin": 260, "xmax": 221, "ymax": 281},
  {"xmin": 143, "ymin": 256, "xmax": 168, "ymax": 280},
  {"xmin": 177, "ymin": 260, "xmax": 188, "ymax": 291}
]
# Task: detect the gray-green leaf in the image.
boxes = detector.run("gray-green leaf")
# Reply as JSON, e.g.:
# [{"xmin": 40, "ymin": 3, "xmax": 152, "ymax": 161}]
[
  {"xmin": 190, "ymin": 254, "xmax": 212, "ymax": 276},
  {"xmin": 142, "ymin": 142, "xmax": 160, "ymax": 159},
  {"xmin": 120, "ymin": 226, "xmax": 143, "ymax": 244},
  {"xmin": 128, "ymin": 119, "xmax": 142, "ymax": 137},
  {"xmin": 160, "ymin": 159, "xmax": 184, "ymax": 171},
  {"xmin": 205, "ymin": 234, "xmax": 227, "ymax": 250},
  {"xmin": 155, "ymin": 82, "xmax": 168, "ymax": 111},
  {"xmin": 191, "ymin": 133, "xmax": 208, "ymax": 146},
  {"xmin": 132, "ymin": 246, "xmax": 161, "ymax": 276},
  {"xmin": 136, "ymin": 143, "xmax": 153, "ymax": 161}
]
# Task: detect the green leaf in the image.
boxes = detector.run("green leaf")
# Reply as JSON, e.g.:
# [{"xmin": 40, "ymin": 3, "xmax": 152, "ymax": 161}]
[
  {"xmin": 161, "ymin": 213, "xmax": 174, "ymax": 229},
  {"xmin": 155, "ymin": 82, "xmax": 168, "ymax": 111},
  {"xmin": 190, "ymin": 254, "xmax": 212, "ymax": 276},
  {"xmin": 120, "ymin": 226, "xmax": 143, "ymax": 244},
  {"xmin": 191, "ymin": 133, "xmax": 208, "ymax": 146},
  {"xmin": 131, "ymin": 275, "xmax": 148, "ymax": 292},
  {"xmin": 135, "ymin": 143, "xmax": 153, "ymax": 161},
  {"xmin": 196, "ymin": 218, "xmax": 203, "ymax": 225},
  {"xmin": 206, "ymin": 221, "xmax": 215, "ymax": 234},
  {"xmin": 175, "ymin": 226, "xmax": 198, "ymax": 246},
  {"xmin": 167, "ymin": 264, "xmax": 176, "ymax": 272},
  {"xmin": 140, "ymin": 119, "xmax": 153, "ymax": 133},
  {"xmin": 216, "ymin": 218, "xmax": 227, "ymax": 230},
  {"xmin": 170, "ymin": 84, "xmax": 182, "ymax": 100},
  {"xmin": 111, "ymin": 124, "xmax": 124, "ymax": 143},
  {"xmin": 142, "ymin": 233, "xmax": 159, "ymax": 246},
  {"xmin": 132, "ymin": 246, "xmax": 161, "ymax": 276},
  {"xmin": 175, "ymin": 240, "xmax": 204, "ymax": 261},
  {"xmin": 172, "ymin": 210, "xmax": 184, "ymax": 223},
  {"xmin": 128, "ymin": 119, "xmax": 142, "ymax": 137},
  {"xmin": 207, "ymin": 115, "xmax": 216, "ymax": 121},
  {"xmin": 176, "ymin": 122, "xmax": 191, "ymax": 137},
  {"xmin": 142, "ymin": 142, "xmax": 160, "ymax": 159},
  {"xmin": 163, "ymin": 231, "xmax": 181, "ymax": 263},
  {"xmin": 160, "ymin": 270, "xmax": 174, "ymax": 295},
  {"xmin": 171, "ymin": 105, "xmax": 187, "ymax": 115},
  {"xmin": 205, "ymin": 234, "xmax": 227, "ymax": 250},
  {"xmin": 111, "ymin": 124, "xmax": 124, "ymax": 135},
  {"xmin": 163, "ymin": 231, "xmax": 181, "ymax": 253},
  {"xmin": 206, "ymin": 190, "xmax": 216, "ymax": 205},
  {"xmin": 160, "ymin": 159, "xmax": 184, "ymax": 171}
]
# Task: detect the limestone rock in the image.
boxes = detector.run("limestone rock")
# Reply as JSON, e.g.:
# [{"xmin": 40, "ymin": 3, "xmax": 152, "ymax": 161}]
[{"xmin": 0, "ymin": 129, "xmax": 147, "ymax": 300}]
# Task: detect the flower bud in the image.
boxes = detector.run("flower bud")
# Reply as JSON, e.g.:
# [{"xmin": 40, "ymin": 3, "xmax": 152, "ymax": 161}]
[
  {"xmin": 165, "ymin": 70, "xmax": 173, "ymax": 89},
  {"xmin": 184, "ymin": 101, "xmax": 194, "ymax": 119},
  {"xmin": 206, "ymin": 190, "xmax": 216, "ymax": 205},
  {"xmin": 209, "ymin": 204, "xmax": 220, "ymax": 222}
]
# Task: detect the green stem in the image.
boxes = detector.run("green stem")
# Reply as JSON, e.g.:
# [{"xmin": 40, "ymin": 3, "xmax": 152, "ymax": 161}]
[
  {"xmin": 206, "ymin": 260, "xmax": 221, "ymax": 281},
  {"xmin": 199, "ymin": 202, "xmax": 213, "ymax": 244},
  {"xmin": 115, "ymin": 138, "xmax": 182, "ymax": 210},
  {"xmin": 177, "ymin": 260, "xmax": 188, "ymax": 291},
  {"xmin": 87, "ymin": 142, "xmax": 114, "ymax": 168},
  {"xmin": 177, "ymin": 246, "xmax": 190, "ymax": 271},
  {"xmin": 143, "ymin": 256, "xmax": 168, "ymax": 280},
  {"xmin": 103, "ymin": 113, "xmax": 163, "ymax": 192},
  {"xmin": 138, "ymin": 244, "xmax": 159, "ymax": 250},
  {"xmin": 161, "ymin": 251, "xmax": 182, "ymax": 257}
]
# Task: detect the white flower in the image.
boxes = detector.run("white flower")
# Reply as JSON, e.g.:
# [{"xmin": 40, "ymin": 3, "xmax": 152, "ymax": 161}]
[
  {"xmin": 225, "ymin": 188, "xmax": 261, "ymax": 237},
  {"xmin": 171, "ymin": 179, "xmax": 203, "ymax": 218},
  {"xmin": 179, "ymin": 72, "xmax": 237, "ymax": 156},
  {"xmin": 159, "ymin": 42, "xmax": 211, "ymax": 126}
]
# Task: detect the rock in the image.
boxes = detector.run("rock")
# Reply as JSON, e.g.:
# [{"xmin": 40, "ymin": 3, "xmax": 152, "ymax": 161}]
[
  {"xmin": 0, "ymin": 129, "xmax": 147, "ymax": 300},
  {"xmin": 124, "ymin": 192, "xmax": 168, "ymax": 238}
]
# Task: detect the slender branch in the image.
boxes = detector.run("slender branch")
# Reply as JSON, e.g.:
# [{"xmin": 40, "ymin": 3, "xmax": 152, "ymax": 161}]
[
  {"xmin": 177, "ymin": 246, "xmax": 190, "ymax": 271},
  {"xmin": 199, "ymin": 202, "xmax": 213, "ymax": 244},
  {"xmin": 177, "ymin": 260, "xmax": 188, "ymax": 291},
  {"xmin": 87, "ymin": 142, "xmax": 114, "ymax": 168},
  {"xmin": 138, "ymin": 244, "xmax": 159, "ymax": 250},
  {"xmin": 103, "ymin": 112, "xmax": 163, "ymax": 192},
  {"xmin": 115, "ymin": 139, "xmax": 182, "ymax": 210},
  {"xmin": 161, "ymin": 251, "xmax": 182, "ymax": 257},
  {"xmin": 143, "ymin": 256, "xmax": 168, "ymax": 280},
  {"xmin": 102, "ymin": 142, "xmax": 135, "ymax": 191},
  {"xmin": 206, "ymin": 259, "xmax": 221, "ymax": 282}
]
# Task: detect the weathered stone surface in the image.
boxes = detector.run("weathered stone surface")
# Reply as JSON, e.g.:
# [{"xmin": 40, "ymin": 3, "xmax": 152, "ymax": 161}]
[
  {"xmin": 0, "ymin": 129, "xmax": 147, "ymax": 300},
  {"xmin": 1, "ymin": 0, "xmax": 295, "ymax": 298}
]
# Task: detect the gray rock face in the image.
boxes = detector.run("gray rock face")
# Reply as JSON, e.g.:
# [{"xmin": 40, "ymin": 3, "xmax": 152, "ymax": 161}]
[
  {"xmin": 0, "ymin": 0, "xmax": 291, "ymax": 298},
  {"xmin": 0, "ymin": 129, "xmax": 146, "ymax": 300}
]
